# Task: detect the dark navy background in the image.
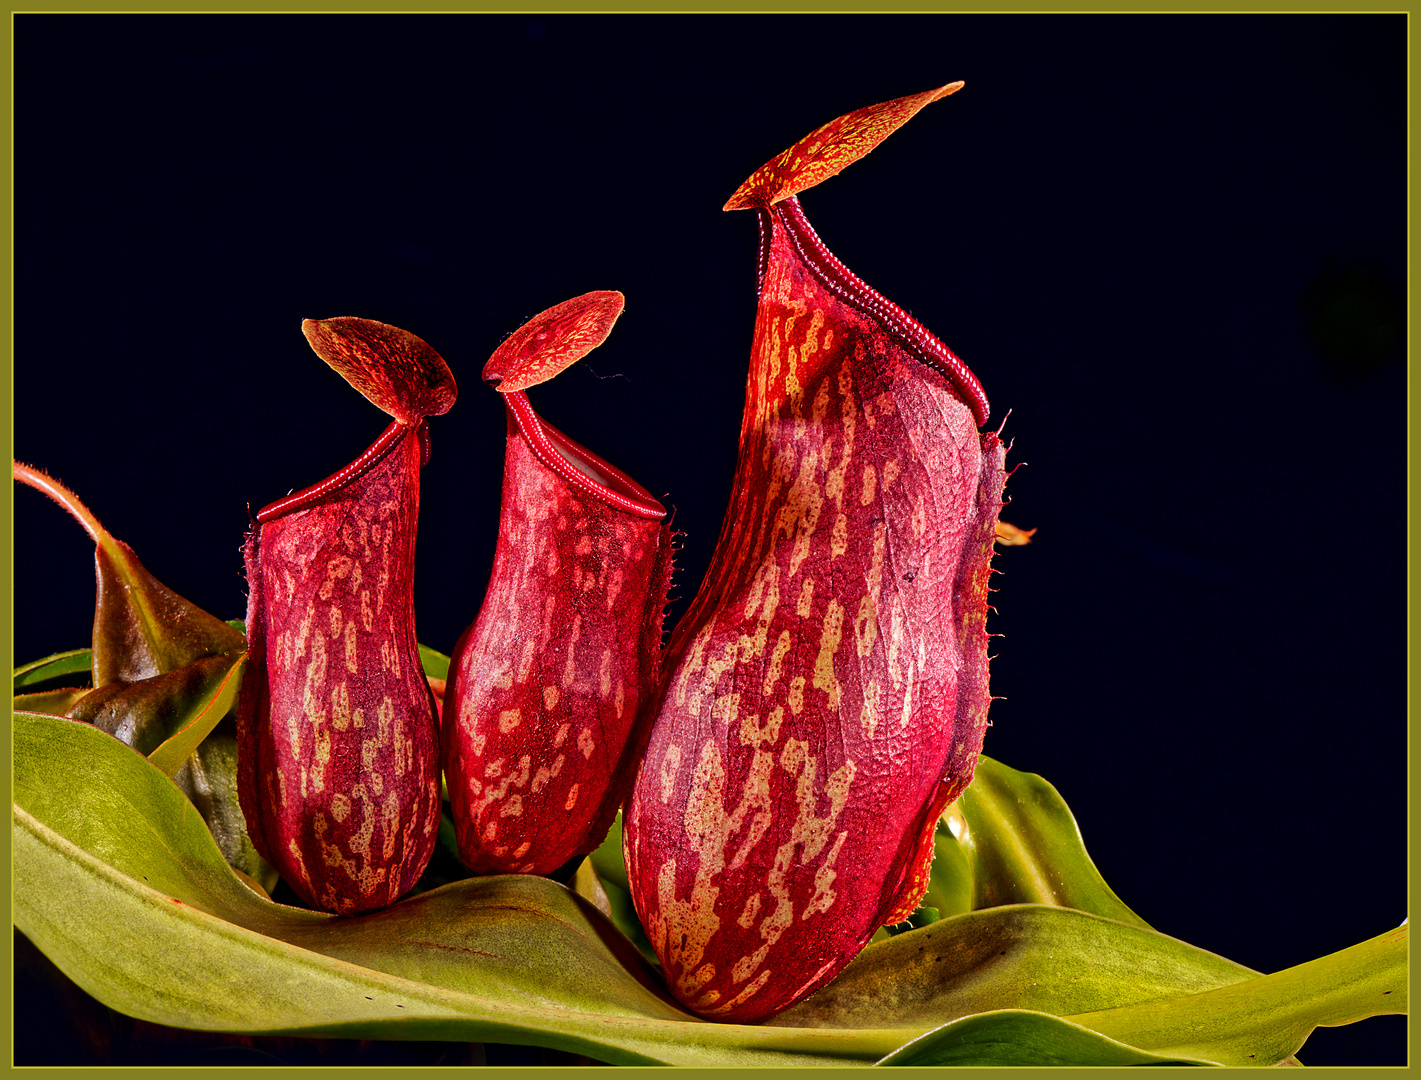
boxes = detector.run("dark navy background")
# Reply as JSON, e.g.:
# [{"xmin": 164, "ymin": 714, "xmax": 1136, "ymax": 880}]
[{"xmin": 14, "ymin": 15, "xmax": 1406, "ymax": 1065}]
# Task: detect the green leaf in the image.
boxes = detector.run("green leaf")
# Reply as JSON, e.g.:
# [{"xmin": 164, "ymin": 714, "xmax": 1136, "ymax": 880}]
[
  {"xmin": 418, "ymin": 644, "xmax": 450, "ymax": 682},
  {"xmin": 11, "ymin": 710, "xmax": 913, "ymax": 1066},
  {"xmin": 949, "ymin": 754, "xmax": 1148, "ymax": 927},
  {"xmin": 13, "ymin": 647, "xmax": 92, "ymax": 691},
  {"xmin": 147, "ymin": 654, "xmax": 246, "ymax": 776},
  {"xmin": 876, "ymin": 1009, "xmax": 1213, "ymax": 1066},
  {"xmin": 771, "ymin": 903, "xmax": 1258, "ymax": 1030},
  {"xmin": 1066, "ymin": 923, "xmax": 1408, "ymax": 1066}
]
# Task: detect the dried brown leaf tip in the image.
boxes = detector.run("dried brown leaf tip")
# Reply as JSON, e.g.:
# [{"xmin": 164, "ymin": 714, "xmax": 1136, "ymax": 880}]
[
  {"xmin": 482, "ymin": 290, "xmax": 626, "ymax": 393},
  {"xmin": 995, "ymin": 521, "xmax": 1037, "ymax": 546}
]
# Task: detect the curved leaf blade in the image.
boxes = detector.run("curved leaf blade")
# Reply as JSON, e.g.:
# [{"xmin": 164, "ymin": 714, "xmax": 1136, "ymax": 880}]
[
  {"xmin": 772, "ymin": 904, "xmax": 1257, "ymax": 1030},
  {"xmin": 950, "ymin": 754, "xmax": 1148, "ymax": 927},
  {"xmin": 13, "ymin": 647, "xmax": 91, "ymax": 690},
  {"xmin": 1067, "ymin": 923, "xmax": 1408, "ymax": 1066},
  {"xmin": 10, "ymin": 711, "xmax": 912, "ymax": 1066},
  {"xmin": 147, "ymin": 653, "xmax": 246, "ymax": 776},
  {"xmin": 876, "ymin": 1009, "xmax": 1213, "ymax": 1066}
]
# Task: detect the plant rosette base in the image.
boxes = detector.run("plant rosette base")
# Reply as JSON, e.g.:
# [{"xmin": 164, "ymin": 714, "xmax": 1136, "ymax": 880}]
[{"xmin": 11, "ymin": 673, "xmax": 1406, "ymax": 1068}]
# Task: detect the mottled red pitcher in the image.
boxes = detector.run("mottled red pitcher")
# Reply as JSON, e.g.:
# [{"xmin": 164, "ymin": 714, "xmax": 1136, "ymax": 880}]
[
  {"xmin": 445, "ymin": 292, "xmax": 674, "ymax": 875},
  {"xmin": 237, "ymin": 318, "xmax": 456, "ymax": 915},
  {"xmin": 624, "ymin": 82, "xmax": 1008, "ymax": 1021}
]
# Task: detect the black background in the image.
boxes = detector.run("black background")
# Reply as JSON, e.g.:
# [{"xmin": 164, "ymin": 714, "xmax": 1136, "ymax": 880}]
[{"xmin": 14, "ymin": 14, "xmax": 1407, "ymax": 1065}]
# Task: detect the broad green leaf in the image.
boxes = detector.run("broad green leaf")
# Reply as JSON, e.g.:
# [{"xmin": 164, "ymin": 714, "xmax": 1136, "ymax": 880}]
[
  {"xmin": 10, "ymin": 710, "xmax": 912, "ymax": 1066},
  {"xmin": 418, "ymin": 644, "xmax": 451, "ymax": 682},
  {"xmin": 950, "ymin": 754, "xmax": 1148, "ymax": 928},
  {"xmin": 876, "ymin": 1009, "xmax": 1213, "ymax": 1066},
  {"xmin": 13, "ymin": 647, "xmax": 91, "ymax": 690},
  {"xmin": 771, "ymin": 904, "xmax": 1258, "ymax": 1030},
  {"xmin": 147, "ymin": 654, "xmax": 246, "ymax": 775},
  {"xmin": 66, "ymin": 654, "xmax": 243, "ymax": 765},
  {"xmin": 1066, "ymin": 923, "xmax": 1408, "ymax": 1066}
]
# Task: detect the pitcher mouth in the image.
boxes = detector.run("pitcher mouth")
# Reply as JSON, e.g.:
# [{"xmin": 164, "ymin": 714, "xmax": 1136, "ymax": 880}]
[
  {"xmin": 503, "ymin": 390, "xmax": 666, "ymax": 521},
  {"xmin": 770, "ymin": 196, "xmax": 990, "ymax": 427},
  {"xmin": 255, "ymin": 419, "xmax": 421, "ymax": 524}
]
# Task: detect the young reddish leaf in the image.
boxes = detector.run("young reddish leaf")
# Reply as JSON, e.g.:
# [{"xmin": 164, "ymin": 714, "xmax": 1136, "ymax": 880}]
[
  {"xmin": 148, "ymin": 654, "xmax": 248, "ymax": 776},
  {"xmin": 624, "ymin": 84, "xmax": 1007, "ymax": 1022},
  {"xmin": 483, "ymin": 290, "xmax": 626, "ymax": 392},
  {"xmin": 13, "ymin": 462, "xmax": 246, "ymax": 685},
  {"xmin": 67, "ymin": 652, "xmax": 243, "ymax": 766},
  {"xmin": 237, "ymin": 320, "xmax": 455, "ymax": 915},
  {"xmin": 444, "ymin": 298, "xmax": 674, "ymax": 876}
]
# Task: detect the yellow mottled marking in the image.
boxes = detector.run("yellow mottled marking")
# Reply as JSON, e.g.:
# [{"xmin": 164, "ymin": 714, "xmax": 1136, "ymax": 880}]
[
  {"xmin": 710, "ymin": 693, "xmax": 740, "ymax": 723},
  {"xmin": 737, "ymin": 891, "xmax": 762, "ymax": 930},
  {"xmin": 345, "ymin": 620, "xmax": 358, "ymax": 674},
  {"xmin": 861, "ymin": 464, "xmax": 877, "ymax": 505},
  {"xmin": 330, "ymin": 792, "xmax": 351, "ymax": 823},
  {"xmin": 739, "ymin": 705, "xmax": 785, "ymax": 749},
  {"xmin": 614, "ymin": 677, "xmax": 625, "ymax": 719},
  {"xmin": 830, "ymin": 512, "xmax": 848, "ymax": 558},
  {"xmin": 711, "ymin": 967, "xmax": 774, "ymax": 1015},
  {"xmin": 813, "ymin": 601, "xmax": 844, "ymax": 709},
  {"xmin": 599, "ymin": 647, "xmax": 612, "ymax": 698},
  {"xmin": 578, "ymin": 727, "xmax": 596, "ymax": 760},
  {"xmin": 882, "ymin": 457, "xmax": 900, "ymax": 492},
  {"xmin": 660, "ymin": 745, "xmax": 682, "ymax": 803},
  {"xmin": 311, "ymin": 728, "xmax": 331, "ymax": 794},
  {"xmin": 788, "ymin": 676, "xmax": 806, "ymax": 716},
  {"xmin": 319, "ymin": 555, "xmax": 353, "ymax": 601},
  {"xmin": 802, "ymin": 831, "xmax": 849, "ymax": 919},
  {"xmin": 381, "ymin": 792, "xmax": 401, "ymax": 861},
  {"xmin": 554, "ymin": 723, "xmax": 570, "ymax": 748},
  {"xmin": 860, "ymin": 679, "xmax": 881, "ymax": 739},
  {"xmin": 532, "ymin": 765, "xmax": 551, "ymax": 794},
  {"xmin": 513, "ymin": 841, "xmax": 531, "ymax": 859},
  {"xmin": 762, "ymin": 630, "xmax": 793, "ymax": 698},
  {"xmin": 561, "ymin": 614, "xmax": 583, "ymax": 689},
  {"xmin": 360, "ymin": 590, "xmax": 373, "ymax": 632},
  {"xmin": 653, "ymin": 742, "xmax": 775, "ymax": 1001},
  {"xmin": 543, "ymin": 685, "xmax": 559, "ymax": 711},
  {"xmin": 502, "ymin": 794, "xmax": 524, "ymax": 817},
  {"xmin": 564, "ymin": 784, "xmax": 579, "ymax": 811},
  {"xmin": 855, "ymin": 522, "xmax": 888, "ymax": 659},
  {"xmin": 499, "ymin": 708, "xmax": 521, "ymax": 733},
  {"xmin": 797, "ymin": 578, "xmax": 815, "ymax": 618},
  {"xmin": 328, "ymin": 604, "xmax": 343, "ymax": 639}
]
